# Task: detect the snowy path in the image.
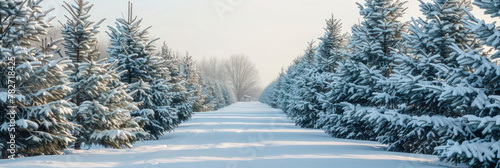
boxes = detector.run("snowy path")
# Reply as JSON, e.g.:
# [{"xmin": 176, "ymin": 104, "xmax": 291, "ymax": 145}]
[{"xmin": 1, "ymin": 102, "xmax": 453, "ymax": 168}]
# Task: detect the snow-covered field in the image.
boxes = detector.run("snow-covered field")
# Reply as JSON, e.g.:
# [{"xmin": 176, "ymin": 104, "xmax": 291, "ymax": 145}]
[{"xmin": 0, "ymin": 102, "xmax": 458, "ymax": 168}]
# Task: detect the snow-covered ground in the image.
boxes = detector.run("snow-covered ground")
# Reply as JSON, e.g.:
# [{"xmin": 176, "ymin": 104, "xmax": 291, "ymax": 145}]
[{"xmin": 0, "ymin": 102, "xmax": 459, "ymax": 168}]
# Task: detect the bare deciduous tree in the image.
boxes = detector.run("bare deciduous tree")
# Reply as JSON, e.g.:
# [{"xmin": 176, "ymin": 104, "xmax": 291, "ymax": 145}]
[{"xmin": 225, "ymin": 54, "xmax": 260, "ymax": 101}]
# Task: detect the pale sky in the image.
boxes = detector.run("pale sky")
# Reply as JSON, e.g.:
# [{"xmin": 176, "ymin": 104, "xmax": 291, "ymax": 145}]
[{"xmin": 41, "ymin": 0, "xmax": 493, "ymax": 87}]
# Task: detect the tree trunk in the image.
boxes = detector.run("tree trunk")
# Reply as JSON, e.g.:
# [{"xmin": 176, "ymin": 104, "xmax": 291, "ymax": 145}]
[{"xmin": 74, "ymin": 140, "xmax": 82, "ymax": 150}]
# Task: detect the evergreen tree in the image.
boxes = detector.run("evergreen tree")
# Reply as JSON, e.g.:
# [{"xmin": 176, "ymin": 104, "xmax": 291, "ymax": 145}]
[
  {"xmin": 315, "ymin": 16, "xmax": 347, "ymax": 73},
  {"xmin": 392, "ymin": 0, "xmax": 476, "ymax": 117},
  {"xmin": 201, "ymin": 77, "xmax": 217, "ymax": 111},
  {"xmin": 62, "ymin": 0, "xmax": 147, "ymax": 149},
  {"xmin": 129, "ymin": 79, "xmax": 179, "ymax": 140},
  {"xmin": 285, "ymin": 42, "xmax": 320, "ymax": 128},
  {"xmin": 315, "ymin": 0, "xmax": 406, "ymax": 140},
  {"xmin": 159, "ymin": 42, "xmax": 180, "ymax": 79},
  {"xmin": 220, "ymin": 83, "xmax": 234, "ymax": 106},
  {"xmin": 309, "ymin": 16, "xmax": 349, "ymax": 128},
  {"xmin": 61, "ymin": 0, "xmax": 105, "ymax": 64},
  {"xmin": 62, "ymin": 0, "xmax": 105, "ymax": 106},
  {"xmin": 107, "ymin": 1, "xmax": 178, "ymax": 140},
  {"xmin": 271, "ymin": 69, "xmax": 287, "ymax": 109},
  {"xmin": 168, "ymin": 81, "xmax": 192, "ymax": 122},
  {"xmin": 435, "ymin": 1, "xmax": 500, "ymax": 166},
  {"xmin": 0, "ymin": 0, "xmax": 76, "ymax": 158},
  {"xmin": 196, "ymin": 76, "xmax": 211, "ymax": 111},
  {"xmin": 106, "ymin": 2, "xmax": 161, "ymax": 84},
  {"xmin": 361, "ymin": 0, "xmax": 481, "ymax": 155},
  {"xmin": 176, "ymin": 53, "xmax": 200, "ymax": 118},
  {"xmin": 73, "ymin": 59, "xmax": 148, "ymax": 149},
  {"xmin": 349, "ymin": 0, "xmax": 406, "ymax": 77},
  {"xmin": 213, "ymin": 81, "xmax": 226, "ymax": 109},
  {"xmin": 259, "ymin": 81, "xmax": 278, "ymax": 105},
  {"xmin": 160, "ymin": 44, "xmax": 205, "ymax": 114},
  {"xmin": 191, "ymin": 71, "xmax": 207, "ymax": 112},
  {"xmin": 343, "ymin": 0, "xmax": 407, "ymax": 111}
]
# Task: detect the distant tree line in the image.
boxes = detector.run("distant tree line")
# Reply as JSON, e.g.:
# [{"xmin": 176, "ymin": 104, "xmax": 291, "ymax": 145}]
[{"xmin": 198, "ymin": 54, "xmax": 262, "ymax": 102}]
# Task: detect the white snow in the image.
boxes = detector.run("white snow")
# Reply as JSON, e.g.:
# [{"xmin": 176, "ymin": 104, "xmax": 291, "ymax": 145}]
[{"xmin": 0, "ymin": 102, "xmax": 461, "ymax": 168}]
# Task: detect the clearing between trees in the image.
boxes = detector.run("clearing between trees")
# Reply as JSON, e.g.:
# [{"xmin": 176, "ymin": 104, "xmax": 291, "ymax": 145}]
[{"xmin": 0, "ymin": 102, "xmax": 461, "ymax": 168}]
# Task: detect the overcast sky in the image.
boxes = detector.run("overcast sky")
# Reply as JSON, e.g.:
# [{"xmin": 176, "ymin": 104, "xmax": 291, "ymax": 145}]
[{"xmin": 41, "ymin": 0, "xmax": 493, "ymax": 87}]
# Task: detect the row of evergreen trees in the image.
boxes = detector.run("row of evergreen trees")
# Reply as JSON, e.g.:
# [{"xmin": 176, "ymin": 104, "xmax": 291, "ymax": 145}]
[
  {"xmin": 260, "ymin": 0, "xmax": 500, "ymax": 167},
  {"xmin": 0, "ymin": 0, "xmax": 235, "ymax": 158}
]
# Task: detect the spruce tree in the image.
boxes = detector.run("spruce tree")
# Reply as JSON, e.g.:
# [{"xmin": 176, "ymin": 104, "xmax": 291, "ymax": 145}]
[
  {"xmin": 107, "ymin": 1, "xmax": 178, "ymax": 140},
  {"xmin": 315, "ymin": 16, "xmax": 347, "ymax": 73},
  {"xmin": 159, "ymin": 42, "xmax": 182, "ymax": 82},
  {"xmin": 349, "ymin": 0, "xmax": 406, "ymax": 77},
  {"xmin": 373, "ymin": 0, "xmax": 478, "ymax": 154},
  {"xmin": 201, "ymin": 77, "xmax": 217, "ymax": 111},
  {"xmin": 73, "ymin": 59, "xmax": 148, "ymax": 149},
  {"xmin": 106, "ymin": 2, "xmax": 161, "ymax": 84},
  {"xmin": 62, "ymin": 0, "xmax": 105, "ymax": 107},
  {"xmin": 220, "ymin": 83, "xmax": 234, "ymax": 106},
  {"xmin": 393, "ymin": 0, "xmax": 476, "ymax": 117},
  {"xmin": 62, "ymin": 0, "xmax": 147, "ymax": 149},
  {"xmin": 61, "ymin": 0, "xmax": 105, "ymax": 64},
  {"xmin": 435, "ymin": 1, "xmax": 500, "ymax": 166},
  {"xmin": 191, "ymin": 71, "xmax": 207, "ymax": 112},
  {"xmin": 286, "ymin": 42, "xmax": 320, "ymax": 128},
  {"xmin": 316, "ymin": 0, "xmax": 406, "ymax": 140},
  {"xmin": 0, "ymin": 0, "xmax": 75, "ymax": 158},
  {"xmin": 213, "ymin": 81, "xmax": 226, "ymax": 109}
]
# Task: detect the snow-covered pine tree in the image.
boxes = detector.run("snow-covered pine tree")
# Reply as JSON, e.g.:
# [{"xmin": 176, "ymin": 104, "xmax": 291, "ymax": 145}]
[
  {"xmin": 180, "ymin": 53, "xmax": 199, "ymax": 90},
  {"xmin": 201, "ymin": 77, "xmax": 217, "ymax": 111},
  {"xmin": 160, "ymin": 45, "xmax": 204, "ymax": 114},
  {"xmin": 176, "ymin": 53, "xmax": 202, "ymax": 119},
  {"xmin": 346, "ymin": 0, "xmax": 407, "ymax": 109},
  {"xmin": 278, "ymin": 60, "xmax": 301, "ymax": 114},
  {"xmin": 62, "ymin": 0, "xmax": 105, "ymax": 106},
  {"xmin": 372, "ymin": 0, "xmax": 479, "ymax": 154},
  {"xmin": 310, "ymin": 16, "xmax": 349, "ymax": 128},
  {"xmin": 315, "ymin": 16, "xmax": 347, "ymax": 74},
  {"xmin": 213, "ymin": 81, "xmax": 226, "ymax": 109},
  {"xmin": 285, "ymin": 41, "xmax": 321, "ymax": 128},
  {"xmin": 0, "ymin": 0, "xmax": 76, "ymax": 158},
  {"xmin": 61, "ymin": 0, "xmax": 105, "ymax": 64},
  {"xmin": 220, "ymin": 83, "xmax": 234, "ymax": 106},
  {"xmin": 106, "ymin": 2, "xmax": 161, "ymax": 84},
  {"xmin": 73, "ymin": 59, "xmax": 148, "ymax": 149},
  {"xmin": 460, "ymin": 0, "xmax": 500, "ymax": 117},
  {"xmin": 167, "ymin": 81, "xmax": 192, "ymax": 122},
  {"xmin": 316, "ymin": 0, "xmax": 406, "ymax": 140},
  {"xmin": 159, "ymin": 42, "xmax": 179, "ymax": 79},
  {"xmin": 279, "ymin": 56, "xmax": 309, "ymax": 115},
  {"xmin": 259, "ymin": 81, "xmax": 277, "ymax": 105},
  {"xmin": 391, "ymin": 0, "xmax": 476, "ymax": 117},
  {"xmin": 317, "ymin": 59, "xmax": 382, "ymax": 140},
  {"xmin": 317, "ymin": 0, "xmax": 406, "ymax": 131},
  {"xmin": 107, "ymin": 2, "xmax": 180, "ymax": 140},
  {"xmin": 129, "ymin": 79, "xmax": 180, "ymax": 140},
  {"xmin": 349, "ymin": 0, "xmax": 406, "ymax": 77},
  {"xmin": 61, "ymin": 0, "xmax": 148, "ymax": 149},
  {"xmin": 434, "ymin": 1, "xmax": 500, "ymax": 166},
  {"xmin": 191, "ymin": 71, "xmax": 207, "ymax": 112},
  {"xmin": 271, "ymin": 69, "xmax": 287, "ymax": 109},
  {"xmin": 194, "ymin": 75, "xmax": 210, "ymax": 111},
  {"xmin": 434, "ymin": 45, "xmax": 500, "ymax": 167}
]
